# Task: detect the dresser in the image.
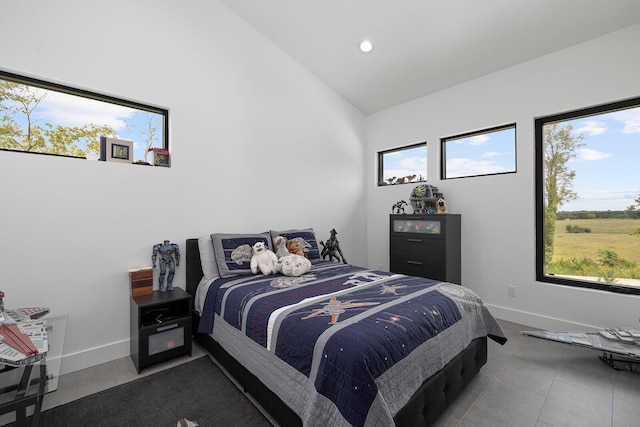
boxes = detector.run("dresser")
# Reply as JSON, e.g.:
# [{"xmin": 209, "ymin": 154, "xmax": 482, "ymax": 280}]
[{"xmin": 389, "ymin": 214, "xmax": 461, "ymax": 284}]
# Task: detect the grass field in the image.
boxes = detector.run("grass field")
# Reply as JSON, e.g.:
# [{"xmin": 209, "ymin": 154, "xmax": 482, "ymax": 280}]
[{"xmin": 553, "ymin": 218, "xmax": 640, "ymax": 264}]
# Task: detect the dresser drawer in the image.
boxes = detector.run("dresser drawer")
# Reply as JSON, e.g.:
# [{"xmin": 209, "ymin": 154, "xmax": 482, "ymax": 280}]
[
  {"xmin": 390, "ymin": 237, "xmax": 445, "ymax": 259},
  {"xmin": 390, "ymin": 255, "xmax": 445, "ymax": 280}
]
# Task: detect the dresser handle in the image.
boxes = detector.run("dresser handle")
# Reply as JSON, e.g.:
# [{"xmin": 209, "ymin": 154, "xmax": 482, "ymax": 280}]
[
  {"xmin": 407, "ymin": 239, "xmax": 423, "ymax": 243},
  {"xmin": 406, "ymin": 260, "xmax": 423, "ymax": 266}
]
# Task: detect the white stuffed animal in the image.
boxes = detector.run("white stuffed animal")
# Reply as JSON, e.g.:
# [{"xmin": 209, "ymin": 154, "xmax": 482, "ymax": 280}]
[
  {"xmin": 273, "ymin": 235, "xmax": 290, "ymax": 258},
  {"xmin": 250, "ymin": 241, "xmax": 278, "ymax": 275},
  {"xmin": 275, "ymin": 254, "xmax": 311, "ymax": 277}
]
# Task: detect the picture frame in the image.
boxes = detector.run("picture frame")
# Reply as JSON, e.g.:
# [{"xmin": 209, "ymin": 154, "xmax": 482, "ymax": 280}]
[
  {"xmin": 151, "ymin": 148, "xmax": 170, "ymax": 167},
  {"xmin": 99, "ymin": 137, "xmax": 134, "ymax": 163}
]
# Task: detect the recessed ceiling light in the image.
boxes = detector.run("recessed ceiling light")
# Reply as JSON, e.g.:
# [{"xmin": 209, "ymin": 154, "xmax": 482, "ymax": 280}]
[{"xmin": 359, "ymin": 40, "xmax": 373, "ymax": 53}]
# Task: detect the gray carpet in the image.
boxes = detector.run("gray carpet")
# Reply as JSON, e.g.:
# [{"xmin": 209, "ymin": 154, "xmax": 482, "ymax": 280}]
[{"xmin": 25, "ymin": 357, "xmax": 272, "ymax": 427}]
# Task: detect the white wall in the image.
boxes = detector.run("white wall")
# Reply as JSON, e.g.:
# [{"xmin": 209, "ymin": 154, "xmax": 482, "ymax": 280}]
[
  {"xmin": 0, "ymin": 0, "xmax": 366, "ymax": 373},
  {"xmin": 365, "ymin": 24, "xmax": 640, "ymax": 332}
]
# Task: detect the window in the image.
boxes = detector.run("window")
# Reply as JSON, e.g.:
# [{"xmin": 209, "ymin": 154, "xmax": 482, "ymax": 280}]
[
  {"xmin": 378, "ymin": 143, "xmax": 426, "ymax": 186},
  {"xmin": 0, "ymin": 70, "xmax": 168, "ymax": 165},
  {"xmin": 441, "ymin": 124, "xmax": 516, "ymax": 179},
  {"xmin": 535, "ymin": 97, "xmax": 640, "ymax": 295}
]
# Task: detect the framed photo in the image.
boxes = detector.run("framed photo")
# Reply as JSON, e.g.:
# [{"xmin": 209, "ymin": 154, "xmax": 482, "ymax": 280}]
[
  {"xmin": 100, "ymin": 137, "xmax": 134, "ymax": 163},
  {"xmin": 152, "ymin": 148, "xmax": 170, "ymax": 167}
]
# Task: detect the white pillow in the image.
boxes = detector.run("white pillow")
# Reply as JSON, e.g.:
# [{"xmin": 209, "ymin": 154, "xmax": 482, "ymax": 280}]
[{"xmin": 198, "ymin": 236, "xmax": 219, "ymax": 279}]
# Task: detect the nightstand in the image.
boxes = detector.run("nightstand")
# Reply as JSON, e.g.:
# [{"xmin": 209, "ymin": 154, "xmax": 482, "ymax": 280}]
[{"xmin": 130, "ymin": 288, "xmax": 192, "ymax": 373}]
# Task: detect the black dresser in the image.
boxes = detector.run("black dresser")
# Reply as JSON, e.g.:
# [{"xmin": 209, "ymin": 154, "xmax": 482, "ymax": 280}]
[{"xmin": 389, "ymin": 214, "xmax": 461, "ymax": 284}]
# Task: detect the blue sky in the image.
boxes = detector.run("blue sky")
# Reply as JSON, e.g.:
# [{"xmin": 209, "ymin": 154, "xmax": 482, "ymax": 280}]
[
  {"xmin": 444, "ymin": 127, "xmax": 516, "ymax": 178},
  {"xmin": 382, "ymin": 145, "xmax": 427, "ymax": 183},
  {"xmin": 560, "ymin": 106, "xmax": 640, "ymax": 211},
  {"xmin": 2, "ymin": 82, "xmax": 164, "ymax": 162},
  {"xmin": 382, "ymin": 127, "xmax": 516, "ymax": 184}
]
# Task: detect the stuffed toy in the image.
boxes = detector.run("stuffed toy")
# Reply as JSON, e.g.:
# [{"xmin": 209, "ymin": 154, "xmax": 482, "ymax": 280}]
[
  {"xmin": 436, "ymin": 198, "xmax": 449, "ymax": 214},
  {"xmin": 275, "ymin": 254, "xmax": 311, "ymax": 277},
  {"xmin": 273, "ymin": 235, "xmax": 290, "ymax": 258},
  {"xmin": 286, "ymin": 238, "xmax": 307, "ymax": 258},
  {"xmin": 250, "ymin": 241, "xmax": 278, "ymax": 275}
]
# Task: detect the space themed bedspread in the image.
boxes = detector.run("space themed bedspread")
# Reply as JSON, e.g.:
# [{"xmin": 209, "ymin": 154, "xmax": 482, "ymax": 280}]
[{"xmin": 197, "ymin": 261, "xmax": 506, "ymax": 427}]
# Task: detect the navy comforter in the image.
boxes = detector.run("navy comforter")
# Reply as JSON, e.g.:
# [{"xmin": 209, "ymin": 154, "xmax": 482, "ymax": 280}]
[{"xmin": 198, "ymin": 262, "xmax": 505, "ymax": 427}]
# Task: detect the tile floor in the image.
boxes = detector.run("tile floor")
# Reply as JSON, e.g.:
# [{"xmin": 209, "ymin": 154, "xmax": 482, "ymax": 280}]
[
  {"xmin": 433, "ymin": 320, "xmax": 640, "ymax": 427},
  {"xmin": 3, "ymin": 319, "xmax": 639, "ymax": 426}
]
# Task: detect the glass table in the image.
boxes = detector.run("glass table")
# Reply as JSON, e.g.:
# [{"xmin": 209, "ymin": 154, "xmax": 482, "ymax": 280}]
[{"xmin": 0, "ymin": 315, "xmax": 67, "ymax": 426}]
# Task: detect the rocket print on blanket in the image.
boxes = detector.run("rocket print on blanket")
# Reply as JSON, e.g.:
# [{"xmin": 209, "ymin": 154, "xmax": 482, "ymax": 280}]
[{"xmin": 302, "ymin": 296, "xmax": 379, "ymax": 324}]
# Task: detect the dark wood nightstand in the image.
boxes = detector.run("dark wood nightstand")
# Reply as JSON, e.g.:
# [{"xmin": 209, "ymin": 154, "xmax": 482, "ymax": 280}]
[{"xmin": 130, "ymin": 288, "xmax": 192, "ymax": 373}]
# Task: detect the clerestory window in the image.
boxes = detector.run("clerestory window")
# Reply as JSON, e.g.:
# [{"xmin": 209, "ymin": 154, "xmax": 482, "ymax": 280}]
[
  {"xmin": 0, "ymin": 70, "xmax": 168, "ymax": 166},
  {"xmin": 377, "ymin": 143, "xmax": 427, "ymax": 186}
]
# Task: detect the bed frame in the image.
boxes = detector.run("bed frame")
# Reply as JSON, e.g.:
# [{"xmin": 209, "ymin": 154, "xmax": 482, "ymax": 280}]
[{"xmin": 185, "ymin": 238, "xmax": 487, "ymax": 426}]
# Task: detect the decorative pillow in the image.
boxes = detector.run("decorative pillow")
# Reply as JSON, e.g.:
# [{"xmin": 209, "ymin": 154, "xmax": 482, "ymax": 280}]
[
  {"xmin": 211, "ymin": 233, "xmax": 273, "ymax": 278},
  {"xmin": 269, "ymin": 228, "xmax": 321, "ymax": 261},
  {"xmin": 197, "ymin": 236, "xmax": 219, "ymax": 279}
]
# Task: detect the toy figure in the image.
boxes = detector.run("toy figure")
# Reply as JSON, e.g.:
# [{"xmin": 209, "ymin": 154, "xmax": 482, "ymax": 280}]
[
  {"xmin": 320, "ymin": 228, "xmax": 347, "ymax": 264},
  {"xmin": 152, "ymin": 240, "xmax": 180, "ymax": 291},
  {"xmin": 392, "ymin": 200, "xmax": 407, "ymax": 214}
]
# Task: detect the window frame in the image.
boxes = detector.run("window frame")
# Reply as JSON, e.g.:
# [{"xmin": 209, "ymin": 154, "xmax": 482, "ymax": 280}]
[
  {"xmin": 377, "ymin": 142, "xmax": 427, "ymax": 187},
  {"xmin": 0, "ymin": 69, "xmax": 168, "ymax": 162},
  {"xmin": 440, "ymin": 123, "xmax": 517, "ymax": 180},
  {"xmin": 535, "ymin": 96, "xmax": 640, "ymax": 296}
]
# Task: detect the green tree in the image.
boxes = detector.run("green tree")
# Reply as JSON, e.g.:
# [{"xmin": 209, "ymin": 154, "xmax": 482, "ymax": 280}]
[
  {"xmin": 543, "ymin": 123, "xmax": 585, "ymax": 264},
  {"xmin": 0, "ymin": 79, "xmax": 115, "ymax": 157},
  {"xmin": 143, "ymin": 113, "xmax": 160, "ymax": 163}
]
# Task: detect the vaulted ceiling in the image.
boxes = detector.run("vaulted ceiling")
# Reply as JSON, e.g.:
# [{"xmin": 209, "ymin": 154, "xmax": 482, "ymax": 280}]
[{"xmin": 219, "ymin": 0, "xmax": 640, "ymax": 115}]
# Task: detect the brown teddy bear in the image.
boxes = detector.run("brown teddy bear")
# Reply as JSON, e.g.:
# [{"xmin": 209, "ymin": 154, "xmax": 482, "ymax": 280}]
[{"xmin": 286, "ymin": 238, "xmax": 307, "ymax": 258}]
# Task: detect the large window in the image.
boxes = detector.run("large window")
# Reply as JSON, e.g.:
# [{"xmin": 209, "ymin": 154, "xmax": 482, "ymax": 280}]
[
  {"xmin": 377, "ymin": 143, "xmax": 427, "ymax": 186},
  {"xmin": 535, "ymin": 97, "xmax": 640, "ymax": 295},
  {"xmin": 441, "ymin": 124, "xmax": 516, "ymax": 179},
  {"xmin": 0, "ymin": 70, "xmax": 168, "ymax": 164}
]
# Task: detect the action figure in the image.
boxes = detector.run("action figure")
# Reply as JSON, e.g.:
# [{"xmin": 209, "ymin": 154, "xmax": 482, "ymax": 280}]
[
  {"xmin": 392, "ymin": 200, "xmax": 407, "ymax": 214},
  {"xmin": 320, "ymin": 229, "xmax": 347, "ymax": 264},
  {"xmin": 152, "ymin": 240, "xmax": 180, "ymax": 291}
]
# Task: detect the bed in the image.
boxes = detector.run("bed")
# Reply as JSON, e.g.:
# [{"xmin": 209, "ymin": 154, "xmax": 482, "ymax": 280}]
[{"xmin": 185, "ymin": 230, "xmax": 506, "ymax": 427}]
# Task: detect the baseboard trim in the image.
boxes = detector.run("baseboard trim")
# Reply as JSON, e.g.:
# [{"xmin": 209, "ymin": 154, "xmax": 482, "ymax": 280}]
[
  {"xmin": 486, "ymin": 304, "xmax": 601, "ymax": 331},
  {"xmin": 59, "ymin": 339, "xmax": 130, "ymax": 375}
]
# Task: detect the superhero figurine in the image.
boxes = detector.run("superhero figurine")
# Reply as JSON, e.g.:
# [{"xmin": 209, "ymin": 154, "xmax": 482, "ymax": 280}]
[
  {"xmin": 152, "ymin": 240, "xmax": 180, "ymax": 291},
  {"xmin": 320, "ymin": 229, "xmax": 347, "ymax": 264}
]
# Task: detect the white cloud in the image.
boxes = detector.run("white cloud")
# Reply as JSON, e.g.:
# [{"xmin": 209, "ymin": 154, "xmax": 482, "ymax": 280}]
[
  {"xmin": 467, "ymin": 135, "xmax": 490, "ymax": 145},
  {"xmin": 35, "ymin": 90, "xmax": 135, "ymax": 130},
  {"xmin": 446, "ymin": 158, "xmax": 504, "ymax": 177},
  {"xmin": 482, "ymin": 151, "xmax": 500, "ymax": 158},
  {"xmin": 609, "ymin": 108, "xmax": 640, "ymax": 134},
  {"xmin": 576, "ymin": 120, "xmax": 606, "ymax": 136},
  {"xmin": 577, "ymin": 148, "xmax": 611, "ymax": 161}
]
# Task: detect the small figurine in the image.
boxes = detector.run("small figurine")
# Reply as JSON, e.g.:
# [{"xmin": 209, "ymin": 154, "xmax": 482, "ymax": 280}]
[
  {"xmin": 392, "ymin": 200, "xmax": 407, "ymax": 214},
  {"xmin": 152, "ymin": 240, "xmax": 180, "ymax": 291},
  {"xmin": 320, "ymin": 228, "xmax": 347, "ymax": 264},
  {"xmin": 436, "ymin": 197, "xmax": 449, "ymax": 214}
]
